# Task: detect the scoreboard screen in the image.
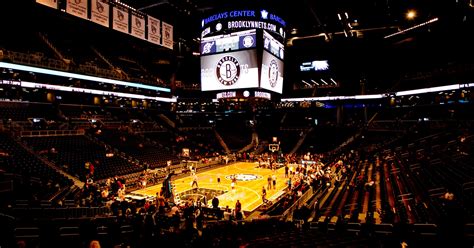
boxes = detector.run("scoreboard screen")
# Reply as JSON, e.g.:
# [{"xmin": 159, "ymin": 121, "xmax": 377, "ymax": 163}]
[
  {"xmin": 260, "ymin": 50, "xmax": 284, "ymax": 94},
  {"xmin": 263, "ymin": 30, "xmax": 284, "ymax": 60},
  {"xmin": 201, "ymin": 49, "xmax": 259, "ymax": 91},
  {"xmin": 200, "ymin": 28, "xmax": 284, "ymax": 95},
  {"xmin": 200, "ymin": 29, "xmax": 256, "ymax": 55}
]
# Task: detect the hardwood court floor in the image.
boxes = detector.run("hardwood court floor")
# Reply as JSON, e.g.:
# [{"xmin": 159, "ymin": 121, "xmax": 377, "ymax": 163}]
[{"xmin": 133, "ymin": 162, "xmax": 288, "ymax": 212}]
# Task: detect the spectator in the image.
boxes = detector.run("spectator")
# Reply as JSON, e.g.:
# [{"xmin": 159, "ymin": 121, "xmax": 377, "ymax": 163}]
[
  {"xmin": 262, "ymin": 186, "xmax": 267, "ymax": 203},
  {"xmin": 235, "ymin": 200, "xmax": 243, "ymax": 220},
  {"xmin": 212, "ymin": 196, "xmax": 219, "ymax": 209},
  {"xmin": 89, "ymin": 240, "xmax": 101, "ymax": 248}
]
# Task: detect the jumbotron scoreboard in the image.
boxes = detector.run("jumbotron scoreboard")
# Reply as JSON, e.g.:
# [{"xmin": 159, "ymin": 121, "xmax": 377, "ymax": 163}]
[
  {"xmin": 199, "ymin": 9, "xmax": 286, "ymax": 99},
  {"xmin": 200, "ymin": 29, "xmax": 257, "ymax": 54}
]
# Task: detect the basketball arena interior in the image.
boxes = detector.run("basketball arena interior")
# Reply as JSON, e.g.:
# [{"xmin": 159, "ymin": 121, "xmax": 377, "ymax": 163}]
[{"xmin": 1, "ymin": 0, "xmax": 474, "ymax": 247}]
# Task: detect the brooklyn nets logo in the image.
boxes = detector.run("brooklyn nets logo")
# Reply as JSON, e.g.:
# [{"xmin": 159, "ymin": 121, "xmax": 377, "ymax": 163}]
[
  {"xmin": 225, "ymin": 174, "xmax": 262, "ymax": 182},
  {"xmin": 117, "ymin": 10, "xmax": 124, "ymax": 21},
  {"xmin": 151, "ymin": 22, "xmax": 157, "ymax": 34},
  {"xmin": 216, "ymin": 56, "xmax": 240, "ymax": 86},
  {"xmin": 269, "ymin": 59, "xmax": 279, "ymax": 87},
  {"xmin": 135, "ymin": 19, "xmax": 142, "ymax": 28},
  {"xmin": 96, "ymin": 1, "xmax": 104, "ymax": 13}
]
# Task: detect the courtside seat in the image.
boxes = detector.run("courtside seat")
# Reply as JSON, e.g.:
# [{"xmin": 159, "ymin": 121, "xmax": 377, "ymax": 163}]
[
  {"xmin": 465, "ymin": 223, "xmax": 474, "ymax": 239},
  {"xmin": 412, "ymin": 223, "xmax": 437, "ymax": 237},
  {"xmin": 58, "ymin": 226, "xmax": 81, "ymax": 245},
  {"xmin": 14, "ymin": 227, "xmax": 40, "ymax": 242},
  {"xmin": 346, "ymin": 222, "xmax": 361, "ymax": 235},
  {"xmin": 374, "ymin": 223, "xmax": 394, "ymax": 235}
]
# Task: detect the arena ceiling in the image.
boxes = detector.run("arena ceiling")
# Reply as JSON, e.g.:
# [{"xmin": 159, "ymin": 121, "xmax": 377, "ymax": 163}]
[
  {"xmin": 4, "ymin": 0, "xmax": 472, "ymax": 97},
  {"xmin": 122, "ymin": 0, "xmax": 473, "ymax": 95},
  {"xmin": 124, "ymin": 0, "xmax": 472, "ymax": 44}
]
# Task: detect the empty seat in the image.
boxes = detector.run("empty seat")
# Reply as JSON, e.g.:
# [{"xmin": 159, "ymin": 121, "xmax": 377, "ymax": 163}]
[
  {"xmin": 14, "ymin": 227, "xmax": 40, "ymax": 240},
  {"xmin": 413, "ymin": 223, "xmax": 437, "ymax": 236},
  {"xmin": 346, "ymin": 222, "xmax": 361, "ymax": 235},
  {"xmin": 374, "ymin": 223, "xmax": 393, "ymax": 235}
]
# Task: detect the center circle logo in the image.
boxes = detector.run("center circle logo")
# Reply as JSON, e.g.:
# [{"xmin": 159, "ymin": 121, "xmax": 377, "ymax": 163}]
[
  {"xmin": 216, "ymin": 56, "xmax": 240, "ymax": 86},
  {"xmin": 225, "ymin": 174, "xmax": 262, "ymax": 182},
  {"xmin": 269, "ymin": 60, "xmax": 279, "ymax": 87}
]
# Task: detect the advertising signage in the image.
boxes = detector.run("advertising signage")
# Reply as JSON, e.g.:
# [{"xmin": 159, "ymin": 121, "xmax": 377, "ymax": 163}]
[
  {"xmin": 201, "ymin": 9, "xmax": 286, "ymax": 39},
  {"xmin": 200, "ymin": 29, "xmax": 256, "ymax": 55}
]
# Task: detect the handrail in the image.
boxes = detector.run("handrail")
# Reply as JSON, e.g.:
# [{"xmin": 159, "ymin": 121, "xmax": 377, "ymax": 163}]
[
  {"xmin": 462, "ymin": 181, "xmax": 474, "ymax": 191},
  {"xmin": 20, "ymin": 129, "xmax": 85, "ymax": 137},
  {"xmin": 281, "ymin": 187, "xmax": 314, "ymax": 221}
]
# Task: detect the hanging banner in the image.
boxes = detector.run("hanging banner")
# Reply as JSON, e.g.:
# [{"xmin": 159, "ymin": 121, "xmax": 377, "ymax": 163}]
[
  {"xmin": 112, "ymin": 6, "xmax": 129, "ymax": 34},
  {"xmin": 66, "ymin": 0, "xmax": 88, "ymax": 20},
  {"xmin": 131, "ymin": 13, "xmax": 145, "ymax": 40},
  {"xmin": 162, "ymin": 21, "xmax": 174, "ymax": 50},
  {"xmin": 36, "ymin": 0, "xmax": 58, "ymax": 9},
  {"xmin": 90, "ymin": 0, "xmax": 109, "ymax": 27},
  {"xmin": 147, "ymin": 16, "xmax": 161, "ymax": 45}
]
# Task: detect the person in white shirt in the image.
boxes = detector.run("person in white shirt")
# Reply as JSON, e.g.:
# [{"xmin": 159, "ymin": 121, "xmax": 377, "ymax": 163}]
[{"xmin": 191, "ymin": 174, "xmax": 198, "ymax": 188}]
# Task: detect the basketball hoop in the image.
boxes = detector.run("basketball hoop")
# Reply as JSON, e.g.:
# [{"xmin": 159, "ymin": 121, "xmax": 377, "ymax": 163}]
[{"xmin": 269, "ymin": 144, "xmax": 279, "ymax": 153}]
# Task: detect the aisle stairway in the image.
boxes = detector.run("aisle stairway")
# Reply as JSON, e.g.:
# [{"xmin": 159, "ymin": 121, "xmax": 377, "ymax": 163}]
[{"xmin": 289, "ymin": 127, "xmax": 313, "ymax": 155}]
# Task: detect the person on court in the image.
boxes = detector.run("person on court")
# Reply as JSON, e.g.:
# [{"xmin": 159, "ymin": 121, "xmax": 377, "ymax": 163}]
[
  {"xmin": 231, "ymin": 174, "xmax": 237, "ymax": 190},
  {"xmin": 272, "ymin": 174, "xmax": 277, "ymax": 189},
  {"xmin": 191, "ymin": 174, "xmax": 198, "ymax": 188},
  {"xmin": 267, "ymin": 175, "xmax": 272, "ymax": 190},
  {"xmin": 262, "ymin": 186, "xmax": 267, "ymax": 203}
]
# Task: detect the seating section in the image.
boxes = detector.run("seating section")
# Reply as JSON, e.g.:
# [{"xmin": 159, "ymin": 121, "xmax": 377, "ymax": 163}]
[
  {"xmin": 59, "ymin": 105, "xmax": 111, "ymax": 120},
  {"xmin": 308, "ymin": 127, "xmax": 474, "ymax": 232},
  {"xmin": 22, "ymin": 135, "xmax": 141, "ymax": 180},
  {"xmin": 176, "ymin": 129, "xmax": 225, "ymax": 157},
  {"xmin": 0, "ymin": 102, "xmax": 57, "ymax": 121},
  {"xmin": 0, "ymin": 132, "xmax": 73, "ymax": 204},
  {"xmin": 0, "ymin": 102, "xmax": 472, "ymax": 247},
  {"xmin": 1, "ymin": 8, "xmax": 171, "ymax": 88},
  {"xmin": 215, "ymin": 117, "xmax": 252, "ymax": 151},
  {"xmin": 92, "ymin": 128, "xmax": 178, "ymax": 169}
]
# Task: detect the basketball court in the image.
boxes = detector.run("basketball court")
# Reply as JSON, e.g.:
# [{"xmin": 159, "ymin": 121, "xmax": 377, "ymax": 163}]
[{"xmin": 132, "ymin": 162, "xmax": 288, "ymax": 212}]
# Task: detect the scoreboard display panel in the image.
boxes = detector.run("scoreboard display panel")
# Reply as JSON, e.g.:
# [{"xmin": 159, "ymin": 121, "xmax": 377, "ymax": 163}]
[
  {"xmin": 200, "ymin": 28, "xmax": 285, "ymax": 95},
  {"xmin": 263, "ymin": 30, "xmax": 284, "ymax": 60},
  {"xmin": 201, "ymin": 49, "xmax": 259, "ymax": 91},
  {"xmin": 260, "ymin": 50, "xmax": 284, "ymax": 94},
  {"xmin": 200, "ymin": 29, "xmax": 256, "ymax": 55},
  {"xmin": 216, "ymin": 36, "xmax": 240, "ymax": 52}
]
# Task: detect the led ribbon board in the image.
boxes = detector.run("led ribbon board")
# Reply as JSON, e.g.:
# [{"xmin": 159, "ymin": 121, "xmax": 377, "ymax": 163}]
[
  {"xmin": 4, "ymin": 80, "xmax": 176, "ymax": 102},
  {"xmin": 201, "ymin": 9, "xmax": 286, "ymax": 39},
  {"xmin": 0, "ymin": 62, "xmax": 171, "ymax": 93}
]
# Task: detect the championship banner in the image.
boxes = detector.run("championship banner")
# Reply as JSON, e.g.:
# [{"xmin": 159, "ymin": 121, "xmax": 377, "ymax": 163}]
[
  {"xmin": 130, "ymin": 13, "xmax": 145, "ymax": 40},
  {"xmin": 162, "ymin": 21, "xmax": 174, "ymax": 50},
  {"xmin": 36, "ymin": 0, "xmax": 57, "ymax": 9},
  {"xmin": 91, "ymin": 0, "xmax": 109, "ymax": 27},
  {"xmin": 147, "ymin": 16, "xmax": 161, "ymax": 45},
  {"xmin": 66, "ymin": 0, "xmax": 88, "ymax": 20},
  {"xmin": 112, "ymin": 6, "xmax": 129, "ymax": 34}
]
